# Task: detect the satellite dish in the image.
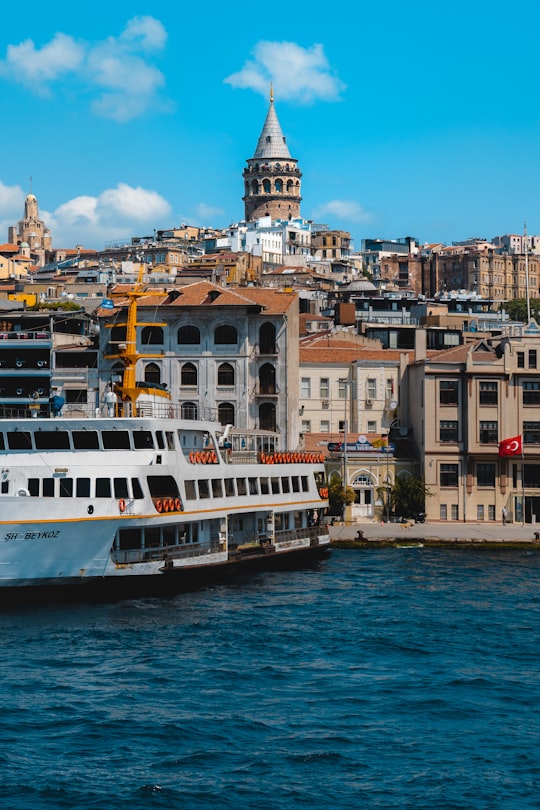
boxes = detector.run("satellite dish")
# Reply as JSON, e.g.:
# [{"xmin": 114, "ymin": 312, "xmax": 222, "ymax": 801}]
[{"xmin": 389, "ymin": 400, "xmax": 398, "ymax": 410}]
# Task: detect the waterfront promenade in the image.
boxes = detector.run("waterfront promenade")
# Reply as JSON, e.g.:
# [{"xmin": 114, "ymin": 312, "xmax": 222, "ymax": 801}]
[{"xmin": 330, "ymin": 519, "xmax": 540, "ymax": 547}]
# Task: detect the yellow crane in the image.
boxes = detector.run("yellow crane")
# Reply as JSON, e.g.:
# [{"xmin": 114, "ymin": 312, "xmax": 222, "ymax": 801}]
[{"xmin": 104, "ymin": 262, "xmax": 170, "ymax": 416}]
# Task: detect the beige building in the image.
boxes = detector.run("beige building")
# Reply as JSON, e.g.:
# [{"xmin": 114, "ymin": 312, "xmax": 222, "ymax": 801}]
[
  {"xmin": 407, "ymin": 331, "xmax": 540, "ymax": 523},
  {"xmin": 8, "ymin": 193, "xmax": 52, "ymax": 267}
]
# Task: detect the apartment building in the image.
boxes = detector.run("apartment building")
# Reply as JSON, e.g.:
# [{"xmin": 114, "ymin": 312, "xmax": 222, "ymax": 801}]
[{"xmin": 407, "ymin": 332, "xmax": 540, "ymax": 523}]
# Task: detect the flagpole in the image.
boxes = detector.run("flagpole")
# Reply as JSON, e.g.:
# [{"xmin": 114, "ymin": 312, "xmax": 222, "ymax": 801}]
[{"xmin": 522, "ymin": 446, "xmax": 525, "ymax": 527}]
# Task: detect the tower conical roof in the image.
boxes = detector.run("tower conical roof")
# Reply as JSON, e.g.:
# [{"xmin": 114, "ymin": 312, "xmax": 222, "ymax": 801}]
[{"xmin": 252, "ymin": 97, "xmax": 291, "ymax": 160}]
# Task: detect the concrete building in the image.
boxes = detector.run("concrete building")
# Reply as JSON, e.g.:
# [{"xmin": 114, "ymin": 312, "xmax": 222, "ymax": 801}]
[
  {"xmin": 406, "ymin": 331, "xmax": 540, "ymax": 523},
  {"xmin": 98, "ymin": 281, "xmax": 301, "ymax": 449}
]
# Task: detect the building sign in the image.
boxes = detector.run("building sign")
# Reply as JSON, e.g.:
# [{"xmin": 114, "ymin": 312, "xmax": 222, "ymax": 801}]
[{"xmin": 327, "ymin": 439, "xmax": 395, "ymax": 455}]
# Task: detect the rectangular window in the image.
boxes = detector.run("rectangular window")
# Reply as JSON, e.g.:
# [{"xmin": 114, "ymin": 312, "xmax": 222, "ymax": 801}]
[
  {"xmin": 440, "ymin": 464, "xmax": 459, "ymax": 487},
  {"xmin": 440, "ymin": 420, "xmax": 458, "ymax": 443},
  {"xmin": 440, "ymin": 504, "xmax": 448, "ymax": 520},
  {"xmin": 43, "ymin": 478, "xmax": 55, "ymax": 497},
  {"xmin": 185, "ymin": 480, "xmax": 197, "ymax": 500},
  {"xmin": 386, "ymin": 379, "xmax": 394, "ymax": 401},
  {"xmin": 477, "ymin": 463, "xmax": 496, "ymax": 487},
  {"xmin": 320, "ymin": 420, "xmax": 330, "ymax": 433},
  {"xmin": 529, "ymin": 349, "xmax": 537, "ymax": 369},
  {"xmin": 488, "ymin": 504, "xmax": 496, "ymax": 521},
  {"xmin": 212, "ymin": 479, "xmax": 223, "ymax": 498},
  {"xmin": 338, "ymin": 379, "xmax": 347, "ymax": 399},
  {"xmin": 76, "ymin": 478, "xmax": 91, "ymax": 497},
  {"xmin": 517, "ymin": 352, "xmax": 525, "ymax": 368},
  {"xmin": 477, "ymin": 504, "xmax": 485, "ymax": 521},
  {"xmin": 451, "ymin": 504, "xmax": 459, "ymax": 520},
  {"xmin": 198, "ymin": 480, "xmax": 210, "ymax": 499},
  {"xmin": 96, "ymin": 478, "xmax": 111, "ymax": 498},
  {"xmin": 523, "ymin": 421, "xmax": 540, "ymax": 444},
  {"xmin": 479, "ymin": 421, "xmax": 498, "ymax": 444},
  {"xmin": 367, "ymin": 421, "xmax": 377, "ymax": 433},
  {"xmin": 479, "ymin": 381, "xmax": 498, "ymax": 406},
  {"xmin": 439, "ymin": 380, "xmax": 459, "ymax": 405},
  {"xmin": 366, "ymin": 379, "xmax": 377, "ymax": 400},
  {"xmin": 523, "ymin": 381, "xmax": 540, "ymax": 405},
  {"xmin": 301, "ymin": 420, "xmax": 311, "ymax": 433},
  {"xmin": 319, "ymin": 378, "xmax": 329, "ymax": 399},
  {"xmin": 114, "ymin": 478, "xmax": 129, "ymax": 499},
  {"xmin": 59, "ymin": 478, "xmax": 73, "ymax": 498},
  {"xmin": 301, "ymin": 377, "xmax": 311, "ymax": 398}
]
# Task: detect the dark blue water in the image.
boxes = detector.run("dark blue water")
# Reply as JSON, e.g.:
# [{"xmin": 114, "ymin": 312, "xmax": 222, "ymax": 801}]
[{"xmin": 1, "ymin": 548, "xmax": 540, "ymax": 810}]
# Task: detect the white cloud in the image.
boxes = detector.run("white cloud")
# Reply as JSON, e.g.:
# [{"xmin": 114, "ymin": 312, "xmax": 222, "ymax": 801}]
[
  {"xmin": 0, "ymin": 17, "xmax": 169, "ymax": 121},
  {"xmin": 195, "ymin": 202, "xmax": 225, "ymax": 222},
  {"xmin": 225, "ymin": 41, "xmax": 345, "ymax": 103},
  {"xmin": 313, "ymin": 200, "xmax": 373, "ymax": 224},
  {"xmin": 43, "ymin": 184, "xmax": 172, "ymax": 247},
  {"xmin": 0, "ymin": 181, "xmax": 25, "ymax": 217}
]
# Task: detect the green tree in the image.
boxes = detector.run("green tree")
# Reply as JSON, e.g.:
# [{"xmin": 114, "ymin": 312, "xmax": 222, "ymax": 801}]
[
  {"xmin": 504, "ymin": 298, "xmax": 540, "ymax": 324},
  {"xmin": 390, "ymin": 476, "xmax": 431, "ymax": 518},
  {"xmin": 328, "ymin": 475, "xmax": 355, "ymax": 516}
]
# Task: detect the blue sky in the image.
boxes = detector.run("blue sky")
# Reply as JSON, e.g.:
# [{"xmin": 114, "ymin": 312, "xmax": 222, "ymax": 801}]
[{"xmin": 1, "ymin": 0, "xmax": 539, "ymax": 251}]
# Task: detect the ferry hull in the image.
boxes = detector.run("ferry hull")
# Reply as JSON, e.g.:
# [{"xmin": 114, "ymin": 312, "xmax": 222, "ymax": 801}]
[{"xmin": 0, "ymin": 542, "xmax": 331, "ymax": 605}]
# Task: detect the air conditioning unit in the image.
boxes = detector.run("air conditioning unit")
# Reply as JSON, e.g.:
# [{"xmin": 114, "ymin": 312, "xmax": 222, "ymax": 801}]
[
  {"xmin": 365, "ymin": 398, "xmax": 373, "ymax": 407},
  {"xmin": 322, "ymin": 399, "xmax": 329, "ymax": 409}
]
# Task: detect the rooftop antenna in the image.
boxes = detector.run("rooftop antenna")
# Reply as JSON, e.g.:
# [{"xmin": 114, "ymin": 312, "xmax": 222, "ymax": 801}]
[
  {"xmin": 270, "ymin": 82, "xmax": 274, "ymax": 104},
  {"xmin": 524, "ymin": 220, "xmax": 531, "ymax": 324}
]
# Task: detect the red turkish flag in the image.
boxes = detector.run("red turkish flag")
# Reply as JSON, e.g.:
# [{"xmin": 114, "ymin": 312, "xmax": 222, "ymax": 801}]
[{"xmin": 498, "ymin": 435, "xmax": 523, "ymax": 457}]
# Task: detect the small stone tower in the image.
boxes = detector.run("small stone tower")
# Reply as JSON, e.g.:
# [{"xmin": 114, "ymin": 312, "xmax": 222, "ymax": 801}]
[
  {"xmin": 8, "ymin": 191, "xmax": 52, "ymax": 267},
  {"xmin": 243, "ymin": 88, "xmax": 302, "ymax": 222}
]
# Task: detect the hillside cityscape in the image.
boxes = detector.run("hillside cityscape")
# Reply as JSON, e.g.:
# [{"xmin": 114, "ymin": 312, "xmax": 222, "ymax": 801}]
[{"xmin": 1, "ymin": 94, "xmax": 539, "ymax": 525}]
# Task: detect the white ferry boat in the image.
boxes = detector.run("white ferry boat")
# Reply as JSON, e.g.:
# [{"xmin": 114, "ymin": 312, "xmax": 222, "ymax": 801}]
[
  {"xmin": 0, "ymin": 284, "xmax": 329, "ymax": 599},
  {"xmin": 0, "ymin": 412, "xmax": 329, "ymax": 598}
]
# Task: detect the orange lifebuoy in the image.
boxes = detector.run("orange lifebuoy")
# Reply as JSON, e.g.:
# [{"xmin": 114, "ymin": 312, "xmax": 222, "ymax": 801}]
[
  {"xmin": 260, "ymin": 452, "xmax": 266, "ymax": 464},
  {"xmin": 189, "ymin": 451, "xmax": 196, "ymax": 463},
  {"xmin": 174, "ymin": 497, "xmax": 182, "ymax": 511},
  {"xmin": 195, "ymin": 452, "xmax": 202, "ymax": 463},
  {"xmin": 156, "ymin": 499, "xmax": 163, "ymax": 512},
  {"xmin": 211, "ymin": 451, "xmax": 217, "ymax": 463},
  {"xmin": 119, "ymin": 498, "xmax": 126, "ymax": 513}
]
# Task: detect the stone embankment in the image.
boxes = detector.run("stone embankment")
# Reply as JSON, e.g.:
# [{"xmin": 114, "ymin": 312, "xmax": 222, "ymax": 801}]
[{"xmin": 330, "ymin": 520, "xmax": 540, "ymax": 549}]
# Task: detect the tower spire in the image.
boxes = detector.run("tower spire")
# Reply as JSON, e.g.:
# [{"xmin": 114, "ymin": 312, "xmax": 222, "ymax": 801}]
[{"xmin": 270, "ymin": 82, "xmax": 274, "ymax": 104}]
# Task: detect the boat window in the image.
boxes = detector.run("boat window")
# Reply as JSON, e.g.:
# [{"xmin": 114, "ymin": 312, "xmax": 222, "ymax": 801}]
[
  {"xmin": 0, "ymin": 481, "xmax": 7, "ymax": 494},
  {"xmin": 7, "ymin": 431, "xmax": 32, "ymax": 451},
  {"xmin": 294, "ymin": 511, "xmax": 303, "ymax": 529},
  {"xmin": 28, "ymin": 478, "xmax": 39, "ymax": 496},
  {"xmin": 0, "ymin": 434, "xmax": 4, "ymax": 450},
  {"xmin": 96, "ymin": 478, "xmax": 112, "ymax": 498},
  {"xmin": 145, "ymin": 527, "xmax": 161, "ymax": 549},
  {"xmin": 118, "ymin": 528, "xmax": 141, "ymax": 551},
  {"xmin": 77, "ymin": 478, "xmax": 91, "ymax": 497},
  {"xmin": 34, "ymin": 431, "xmax": 71, "ymax": 451},
  {"xmin": 248, "ymin": 478, "xmax": 259, "ymax": 495},
  {"xmin": 301, "ymin": 476, "xmax": 309, "ymax": 492},
  {"xmin": 131, "ymin": 478, "xmax": 144, "ymax": 499},
  {"xmin": 146, "ymin": 475, "xmax": 179, "ymax": 498},
  {"xmin": 163, "ymin": 524, "xmax": 177, "ymax": 547},
  {"xmin": 224, "ymin": 478, "xmax": 236, "ymax": 497},
  {"xmin": 59, "ymin": 478, "xmax": 73, "ymax": 497},
  {"xmin": 72, "ymin": 431, "xmax": 100, "ymax": 450},
  {"xmin": 260, "ymin": 478, "xmax": 270, "ymax": 495},
  {"xmin": 43, "ymin": 478, "xmax": 55, "ymax": 497},
  {"xmin": 271, "ymin": 477, "xmax": 280, "ymax": 494},
  {"xmin": 236, "ymin": 478, "xmax": 247, "ymax": 496},
  {"xmin": 155, "ymin": 432, "xmax": 165, "ymax": 450},
  {"xmin": 165, "ymin": 432, "xmax": 175, "ymax": 450},
  {"xmin": 102, "ymin": 431, "xmax": 131, "ymax": 450},
  {"xmin": 212, "ymin": 479, "xmax": 223, "ymax": 498},
  {"xmin": 281, "ymin": 477, "xmax": 290, "ymax": 493},
  {"xmin": 198, "ymin": 480, "xmax": 210, "ymax": 499},
  {"xmin": 291, "ymin": 476, "xmax": 300, "ymax": 493},
  {"xmin": 114, "ymin": 478, "xmax": 129, "ymax": 499},
  {"xmin": 133, "ymin": 431, "xmax": 154, "ymax": 449},
  {"xmin": 185, "ymin": 480, "xmax": 197, "ymax": 500}
]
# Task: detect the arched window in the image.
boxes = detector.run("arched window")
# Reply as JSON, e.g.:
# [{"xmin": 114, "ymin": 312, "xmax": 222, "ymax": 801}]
[
  {"xmin": 111, "ymin": 362, "xmax": 125, "ymax": 384},
  {"xmin": 141, "ymin": 326, "xmax": 163, "ymax": 345},
  {"xmin": 275, "ymin": 179, "xmax": 283, "ymax": 193},
  {"xmin": 251, "ymin": 179, "xmax": 259, "ymax": 194},
  {"xmin": 286, "ymin": 179, "xmax": 294, "ymax": 193},
  {"xmin": 263, "ymin": 179, "xmax": 271, "ymax": 194},
  {"xmin": 181, "ymin": 402, "xmax": 198, "ymax": 420},
  {"xmin": 110, "ymin": 325, "xmax": 126, "ymax": 343},
  {"xmin": 217, "ymin": 363, "xmax": 235, "ymax": 386},
  {"xmin": 181, "ymin": 362, "xmax": 197, "ymax": 386},
  {"xmin": 259, "ymin": 363, "xmax": 276, "ymax": 395},
  {"xmin": 259, "ymin": 402, "xmax": 276, "ymax": 432},
  {"xmin": 259, "ymin": 322, "xmax": 276, "ymax": 354},
  {"xmin": 218, "ymin": 403, "xmax": 235, "ymax": 426},
  {"xmin": 177, "ymin": 325, "xmax": 200, "ymax": 345},
  {"xmin": 215, "ymin": 324, "xmax": 237, "ymax": 345},
  {"xmin": 144, "ymin": 362, "xmax": 161, "ymax": 385}
]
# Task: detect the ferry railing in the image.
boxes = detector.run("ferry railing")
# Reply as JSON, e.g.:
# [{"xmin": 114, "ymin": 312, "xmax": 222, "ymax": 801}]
[{"xmin": 112, "ymin": 540, "xmax": 223, "ymax": 565}]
